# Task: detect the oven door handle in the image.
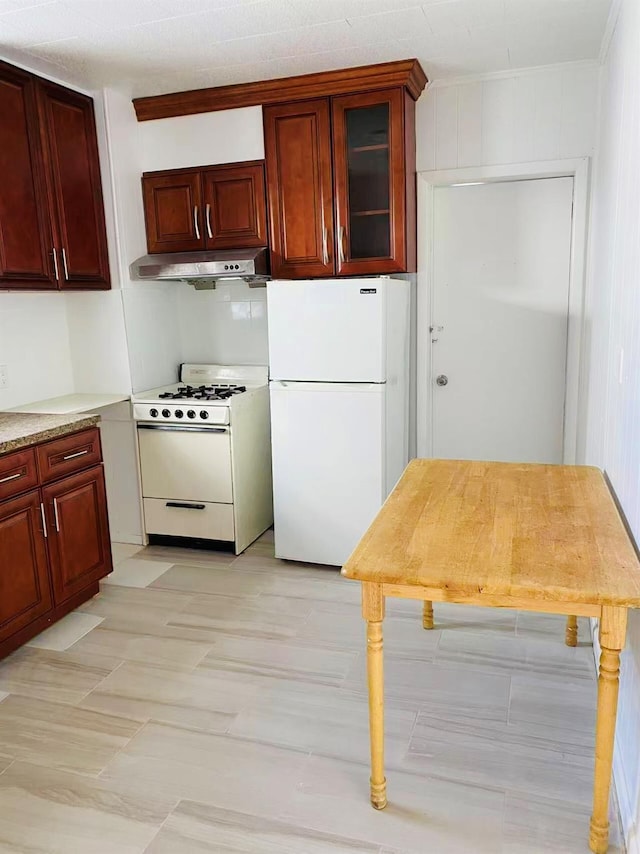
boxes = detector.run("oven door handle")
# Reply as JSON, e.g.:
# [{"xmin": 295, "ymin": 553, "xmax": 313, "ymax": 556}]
[{"xmin": 137, "ymin": 424, "xmax": 228, "ymax": 433}]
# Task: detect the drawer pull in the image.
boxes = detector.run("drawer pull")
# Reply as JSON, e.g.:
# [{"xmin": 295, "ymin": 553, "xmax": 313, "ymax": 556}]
[
  {"xmin": 62, "ymin": 449, "xmax": 89, "ymax": 461},
  {"xmin": 166, "ymin": 501, "xmax": 206, "ymax": 510},
  {"xmin": 40, "ymin": 502, "xmax": 48, "ymax": 538},
  {"xmin": 138, "ymin": 424, "xmax": 227, "ymax": 433},
  {"xmin": 53, "ymin": 498, "xmax": 60, "ymax": 532},
  {"xmin": 0, "ymin": 471, "xmax": 22, "ymax": 484}
]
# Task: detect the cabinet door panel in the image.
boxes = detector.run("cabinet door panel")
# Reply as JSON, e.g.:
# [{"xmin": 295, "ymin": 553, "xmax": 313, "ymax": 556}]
[
  {"xmin": 38, "ymin": 82, "xmax": 110, "ymax": 289},
  {"xmin": 202, "ymin": 162, "xmax": 267, "ymax": 249},
  {"xmin": 0, "ymin": 490, "xmax": 52, "ymax": 643},
  {"xmin": 43, "ymin": 465, "xmax": 112, "ymax": 605},
  {"xmin": 0, "ymin": 62, "xmax": 55, "ymax": 289},
  {"xmin": 332, "ymin": 88, "xmax": 407, "ymax": 275},
  {"xmin": 143, "ymin": 171, "xmax": 204, "ymax": 253},
  {"xmin": 264, "ymin": 99, "xmax": 334, "ymax": 278}
]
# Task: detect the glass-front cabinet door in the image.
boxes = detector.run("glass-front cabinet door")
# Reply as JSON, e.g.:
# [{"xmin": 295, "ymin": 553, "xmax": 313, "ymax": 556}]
[{"xmin": 331, "ymin": 88, "xmax": 408, "ymax": 275}]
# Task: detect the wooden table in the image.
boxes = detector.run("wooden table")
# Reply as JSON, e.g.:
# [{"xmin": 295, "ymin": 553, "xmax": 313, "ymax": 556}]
[{"xmin": 341, "ymin": 459, "xmax": 640, "ymax": 854}]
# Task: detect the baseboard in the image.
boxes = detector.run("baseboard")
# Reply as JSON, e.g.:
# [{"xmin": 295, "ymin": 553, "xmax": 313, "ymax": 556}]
[
  {"xmin": 591, "ymin": 616, "xmax": 635, "ymax": 854},
  {"xmin": 110, "ymin": 532, "xmax": 144, "ymax": 545}
]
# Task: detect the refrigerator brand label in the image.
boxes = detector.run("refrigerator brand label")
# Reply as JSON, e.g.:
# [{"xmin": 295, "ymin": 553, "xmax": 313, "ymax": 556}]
[{"xmin": 360, "ymin": 288, "xmax": 377, "ymax": 294}]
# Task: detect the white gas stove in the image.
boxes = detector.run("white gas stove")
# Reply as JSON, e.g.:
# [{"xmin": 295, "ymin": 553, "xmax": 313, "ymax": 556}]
[
  {"xmin": 132, "ymin": 364, "xmax": 268, "ymax": 426},
  {"xmin": 133, "ymin": 365, "xmax": 272, "ymax": 554}
]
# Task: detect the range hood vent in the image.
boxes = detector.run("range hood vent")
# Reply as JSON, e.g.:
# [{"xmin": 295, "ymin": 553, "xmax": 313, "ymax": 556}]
[{"xmin": 130, "ymin": 247, "xmax": 270, "ymax": 288}]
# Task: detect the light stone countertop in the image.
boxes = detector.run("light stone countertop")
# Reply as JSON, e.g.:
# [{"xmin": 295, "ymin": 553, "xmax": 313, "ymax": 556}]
[
  {"xmin": 8, "ymin": 393, "xmax": 129, "ymax": 415},
  {"xmin": 0, "ymin": 412, "xmax": 100, "ymax": 456}
]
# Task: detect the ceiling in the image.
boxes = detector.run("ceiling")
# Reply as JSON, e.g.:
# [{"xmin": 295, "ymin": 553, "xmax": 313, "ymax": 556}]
[{"xmin": 0, "ymin": 0, "xmax": 612, "ymax": 97}]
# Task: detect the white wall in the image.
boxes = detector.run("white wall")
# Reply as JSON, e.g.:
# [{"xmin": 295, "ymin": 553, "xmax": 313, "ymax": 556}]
[
  {"xmin": 138, "ymin": 106, "xmax": 264, "ymax": 171},
  {"xmin": 101, "ymin": 86, "xmax": 183, "ymax": 394},
  {"xmin": 418, "ymin": 62, "xmax": 599, "ymax": 171},
  {"xmin": 582, "ymin": 2, "xmax": 640, "ymax": 851},
  {"xmin": 0, "ymin": 293, "xmax": 73, "ymax": 410}
]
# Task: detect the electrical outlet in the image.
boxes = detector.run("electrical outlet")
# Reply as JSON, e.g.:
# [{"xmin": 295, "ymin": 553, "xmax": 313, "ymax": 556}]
[{"xmin": 0, "ymin": 365, "xmax": 7, "ymax": 389}]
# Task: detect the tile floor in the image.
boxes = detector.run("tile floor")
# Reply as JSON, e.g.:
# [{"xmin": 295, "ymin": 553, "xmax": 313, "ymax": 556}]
[{"xmin": 0, "ymin": 531, "xmax": 623, "ymax": 853}]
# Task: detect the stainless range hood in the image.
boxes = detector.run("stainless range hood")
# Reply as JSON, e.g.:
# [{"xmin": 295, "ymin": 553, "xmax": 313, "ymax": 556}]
[{"xmin": 130, "ymin": 247, "xmax": 269, "ymax": 288}]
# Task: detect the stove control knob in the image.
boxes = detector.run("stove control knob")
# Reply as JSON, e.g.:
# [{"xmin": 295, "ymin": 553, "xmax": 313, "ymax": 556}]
[
  {"xmin": 199, "ymin": 410, "xmax": 209, "ymax": 420},
  {"xmin": 162, "ymin": 408, "xmax": 171, "ymax": 418},
  {"xmin": 149, "ymin": 408, "xmax": 158, "ymax": 418},
  {"xmin": 187, "ymin": 410, "xmax": 196, "ymax": 419},
  {"xmin": 175, "ymin": 409, "xmax": 184, "ymax": 419}
]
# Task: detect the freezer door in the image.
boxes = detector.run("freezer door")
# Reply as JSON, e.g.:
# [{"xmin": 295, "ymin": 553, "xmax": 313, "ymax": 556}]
[
  {"xmin": 267, "ymin": 279, "xmax": 386, "ymax": 382},
  {"xmin": 270, "ymin": 381, "xmax": 385, "ymax": 566}
]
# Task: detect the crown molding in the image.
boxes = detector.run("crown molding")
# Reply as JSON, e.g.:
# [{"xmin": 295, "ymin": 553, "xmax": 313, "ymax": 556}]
[
  {"xmin": 133, "ymin": 58, "xmax": 427, "ymax": 122},
  {"xmin": 599, "ymin": 0, "xmax": 622, "ymax": 65},
  {"xmin": 427, "ymin": 59, "xmax": 601, "ymax": 90}
]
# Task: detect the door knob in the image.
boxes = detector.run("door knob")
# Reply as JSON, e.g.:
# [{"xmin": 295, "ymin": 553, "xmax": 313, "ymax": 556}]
[{"xmin": 436, "ymin": 375, "xmax": 448, "ymax": 387}]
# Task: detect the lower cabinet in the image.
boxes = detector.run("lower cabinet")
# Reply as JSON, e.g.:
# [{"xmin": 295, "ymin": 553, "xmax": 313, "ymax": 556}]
[
  {"xmin": 0, "ymin": 490, "xmax": 52, "ymax": 641},
  {"xmin": 43, "ymin": 465, "xmax": 111, "ymax": 605},
  {"xmin": 0, "ymin": 429, "xmax": 112, "ymax": 657}
]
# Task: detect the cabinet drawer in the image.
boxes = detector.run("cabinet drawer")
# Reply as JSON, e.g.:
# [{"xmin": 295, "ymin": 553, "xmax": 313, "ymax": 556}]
[
  {"xmin": 144, "ymin": 497, "xmax": 235, "ymax": 542},
  {"xmin": 0, "ymin": 447, "xmax": 38, "ymax": 501},
  {"xmin": 37, "ymin": 427, "xmax": 102, "ymax": 483}
]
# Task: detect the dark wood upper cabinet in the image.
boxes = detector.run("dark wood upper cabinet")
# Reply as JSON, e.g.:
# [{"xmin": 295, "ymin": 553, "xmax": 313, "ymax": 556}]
[
  {"xmin": 142, "ymin": 169, "xmax": 204, "ymax": 253},
  {"xmin": 43, "ymin": 465, "xmax": 112, "ymax": 606},
  {"xmin": 0, "ymin": 60, "xmax": 110, "ymax": 291},
  {"xmin": 142, "ymin": 161, "xmax": 268, "ymax": 254},
  {"xmin": 202, "ymin": 161, "xmax": 267, "ymax": 249},
  {"xmin": 263, "ymin": 99, "xmax": 334, "ymax": 279},
  {"xmin": 38, "ymin": 81, "xmax": 111, "ymax": 289},
  {"xmin": 0, "ymin": 63, "xmax": 56, "ymax": 289},
  {"xmin": 263, "ymin": 87, "xmax": 416, "ymax": 278},
  {"xmin": 332, "ymin": 88, "xmax": 410, "ymax": 275},
  {"xmin": 0, "ymin": 490, "xmax": 52, "ymax": 645}
]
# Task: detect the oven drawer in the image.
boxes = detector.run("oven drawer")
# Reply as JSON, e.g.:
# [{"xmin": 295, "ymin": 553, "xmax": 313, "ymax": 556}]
[
  {"xmin": 37, "ymin": 428, "xmax": 102, "ymax": 484},
  {"xmin": 138, "ymin": 424, "xmax": 233, "ymax": 503},
  {"xmin": 0, "ymin": 447, "xmax": 38, "ymax": 501},
  {"xmin": 143, "ymin": 498, "xmax": 235, "ymax": 541}
]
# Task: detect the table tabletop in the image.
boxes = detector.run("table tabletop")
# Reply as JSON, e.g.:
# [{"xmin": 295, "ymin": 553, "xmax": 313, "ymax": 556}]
[{"xmin": 342, "ymin": 459, "xmax": 640, "ymax": 608}]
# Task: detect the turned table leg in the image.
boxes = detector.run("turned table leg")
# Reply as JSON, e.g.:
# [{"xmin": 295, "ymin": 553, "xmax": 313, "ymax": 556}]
[
  {"xmin": 363, "ymin": 582, "xmax": 386, "ymax": 810},
  {"xmin": 590, "ymin": 606, "xmax": 627, "ymax": 854},
  {"xmin": 423, "ymin": 600, "xmax": 434, "ymax": 629},
  {"xmin": 565, "ymin": 615, "xmax": 578, "ymax": 647}
]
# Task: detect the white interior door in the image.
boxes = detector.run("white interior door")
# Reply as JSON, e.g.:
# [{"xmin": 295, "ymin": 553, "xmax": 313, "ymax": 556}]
[{"xmin": 431, "ymin": 177, "xmax": 573, "ymax": 464}]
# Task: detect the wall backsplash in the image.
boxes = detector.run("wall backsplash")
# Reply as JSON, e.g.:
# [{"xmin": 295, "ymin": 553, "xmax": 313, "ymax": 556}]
[
  {"xmin": 0, "ymin": 292, "xmax": 74, "ymax": 410},
  {"xmin": 178, "ymin": 282, "xmax": 269, "ymax": 369}
]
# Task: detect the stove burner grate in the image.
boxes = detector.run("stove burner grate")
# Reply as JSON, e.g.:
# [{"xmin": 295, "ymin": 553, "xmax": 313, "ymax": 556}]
[{"xmin": 158, "ymin": 384, "xmax": 247, "ymax": 401}]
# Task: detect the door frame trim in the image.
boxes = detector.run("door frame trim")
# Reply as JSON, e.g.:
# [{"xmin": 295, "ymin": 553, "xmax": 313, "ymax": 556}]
[{"xmin": 416, "ymin": 157, "xmax": 591, "ymax": 464}]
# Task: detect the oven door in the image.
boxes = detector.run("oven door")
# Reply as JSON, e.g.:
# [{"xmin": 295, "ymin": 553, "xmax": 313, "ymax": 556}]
[{"xmin": 137, "ymin": 423, "xmax": 233, "ymax": 504}]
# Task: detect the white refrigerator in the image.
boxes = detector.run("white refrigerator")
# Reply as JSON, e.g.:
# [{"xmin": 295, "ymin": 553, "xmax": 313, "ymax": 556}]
[{"xmin": 267, "ymin": 277, "xmax": 410, "ymax": 566}]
